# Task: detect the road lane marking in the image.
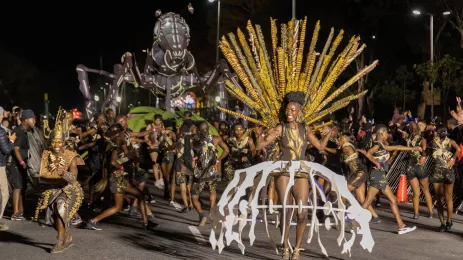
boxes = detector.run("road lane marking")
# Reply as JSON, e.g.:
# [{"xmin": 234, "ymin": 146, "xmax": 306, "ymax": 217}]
[{"xmin": 189, "ymin": 226, "xmax": 207, "ymax": 244}]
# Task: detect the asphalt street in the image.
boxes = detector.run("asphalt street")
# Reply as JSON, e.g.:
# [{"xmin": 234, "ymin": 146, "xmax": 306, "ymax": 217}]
[{"xmin": 1, "ymin": 180, "xmax": 463, "ymax": 260}]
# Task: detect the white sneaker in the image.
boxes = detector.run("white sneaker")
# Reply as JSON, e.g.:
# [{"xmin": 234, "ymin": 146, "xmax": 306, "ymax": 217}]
[
  {"xmin": 155, "ymin": 180, "xmax": 164, "ymax": 189},
  {"xmin": 398, "ymin": 225, "xmax": 417, "ymax": 235}
]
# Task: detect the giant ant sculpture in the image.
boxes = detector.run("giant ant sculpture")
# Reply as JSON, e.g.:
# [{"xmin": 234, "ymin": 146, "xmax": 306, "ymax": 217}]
[{"xmin": 76, "ymin": 4, "xmax": 205, "ymax": 120}]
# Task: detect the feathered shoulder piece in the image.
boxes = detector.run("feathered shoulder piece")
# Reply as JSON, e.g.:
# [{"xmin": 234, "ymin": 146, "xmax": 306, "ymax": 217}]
[{"xmin": 217, "ymin": 18, "xmax": 378, "ymax": 127}]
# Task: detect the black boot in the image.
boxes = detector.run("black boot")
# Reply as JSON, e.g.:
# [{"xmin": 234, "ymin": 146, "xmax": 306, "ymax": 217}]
[
  {"xmin": 445, "ymin": 221, "xmax": 453, "ymax": 232},
  {"xmin": 439, "ymin": 224, "xmax": 446, "ymax": 232}
]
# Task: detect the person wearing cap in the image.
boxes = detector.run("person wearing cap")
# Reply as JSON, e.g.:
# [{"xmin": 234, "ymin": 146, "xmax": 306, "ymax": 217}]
[
  {"xmin": 7, "ymin": 109, "xmax": 35, "ymax": 220},
  {"xmin": 0, "ymin": 106, "xmax": 16, "ymax": 230}
]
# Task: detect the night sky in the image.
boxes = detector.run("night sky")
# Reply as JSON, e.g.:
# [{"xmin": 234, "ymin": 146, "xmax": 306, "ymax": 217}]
[{"xmin": 0, "ymin": 0, "xmax": 460, "ymax": 118}]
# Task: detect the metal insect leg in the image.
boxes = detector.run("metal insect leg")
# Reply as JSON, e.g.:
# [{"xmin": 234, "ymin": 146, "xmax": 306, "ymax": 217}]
[{"xmin": 76, "ymin": 65, "xmax": 116, "ymax": 122}]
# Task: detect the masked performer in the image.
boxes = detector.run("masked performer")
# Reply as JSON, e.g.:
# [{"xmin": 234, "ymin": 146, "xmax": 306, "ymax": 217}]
[
  {"xmin": 191, "ymin": 121, "xmax": 229, "ymax": 226},
  {"xmin": 34, "ymin": 119, "xmax": 85, "ymax": 253},
  {"xmin": 405, "ymin": 122, "xmax": 433, "ymax": 219},
  {"xmin": 429, "ymin": 126, "xmax": 460, "ymax": 231},
  {"xmin": 213, "ymin": 16, "xmax": 379, "ymax": 259},
  {"xmin": 224, "ymin": 123, "xmax": 256, "ymax": 183}
]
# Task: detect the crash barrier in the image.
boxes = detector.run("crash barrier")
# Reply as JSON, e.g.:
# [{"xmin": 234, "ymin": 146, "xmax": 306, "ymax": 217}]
[{"xmin": 386, "ymin": 151, "xmax": 458, "ymax": 204}]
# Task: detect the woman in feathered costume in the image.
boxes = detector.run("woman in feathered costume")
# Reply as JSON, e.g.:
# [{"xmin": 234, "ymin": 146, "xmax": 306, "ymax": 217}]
[{"xmin": 216, "ymin": 17, "xmax": 378, "ymax": 259}]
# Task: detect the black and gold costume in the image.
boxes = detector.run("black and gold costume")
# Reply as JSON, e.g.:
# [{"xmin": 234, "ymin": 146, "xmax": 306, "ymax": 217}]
[
  {"xmin": 341, "ymin": 142, "xmax": 368, "ymax": 188},
  {"xmin": 430, "ymin": 137, "xmax": 455, "ymax": 184},
  {"xmin": 191, "ymin": 134, "xmax": 219, "ymax": 196},
  {"xmin": 34, "ymin": 150, "xmax": 85, "ymax": 229},
  {"xmin": 175, "ymin": 134, "xmax": 194, "ymax": 185},
  {"xmin": 224, "ymin": 136, "xmax": 252, "ymax": 183},
  {"xmin": 405, "ymin": 134, "xmax": 427, "ymax": 180},
  {"xmin": 159, "ymin": 129, "xmax": 176, "ymax": 164},
  {"xmin": 369, "ymin": 141, "xmax": 390, "ymax": 191}
]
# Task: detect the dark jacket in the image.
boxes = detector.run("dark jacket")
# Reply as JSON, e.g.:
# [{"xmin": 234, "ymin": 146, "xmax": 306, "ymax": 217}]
[{"xmin": 0, "ymin": 127, "xmax": 13, "ymax": 166}]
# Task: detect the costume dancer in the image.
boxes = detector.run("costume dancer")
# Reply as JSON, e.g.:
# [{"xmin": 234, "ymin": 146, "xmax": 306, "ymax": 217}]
[
  {"xmin": 359, "ymin": 125, "xmax": 419, "ymax": 234},
  {"xmin": 146, "ymin": 114, "xmax": 164, "ymax": 189},
  {"xmin": 158, "ymin": 124, "xmax": 177, "ymax": 201},
  {"xmin": 256, "ymin": 92, "xmax": 332, "ymax": 259},
  {"xmin": 191, "ymin": 121, "xmax": 229, "ymax": 226},
  {"xmin": 224, "ymin": 123, "xmax": 256, "ymax": 183},
  {"xmin": 405, "ymin": 122, "xmax": 433, "ymax": 219},
  {"xmin": 34, "ymin": 118, "xmax": 85, "ymax": 253},
  {"xmin": 174, "ymin": 119, "xmax": 195, "ymax": 212},
  {"xmin": 212, "ymin": 16, "xmax": 378, "ymax": 259},
  {"xmin": 322, "ymin": 124, "xmax": 344, "ymax": 176},
  {"xmin": 114, "ymin": 115, "xmax": 154, "ymax": 211},
  {"xmin": 429, "ymin": 126, "xmax": 460, "ymax": 231},
  {"xmin": 87, "ymin": 124, "xmax": 153, "ymax": 230},
  {"xmin": 81, "ymin": 113, "xmax": 107, "ymax": 209},
  {"xmin": 337, "ymin": 132, "xmax": 380, "ymax": 222}
]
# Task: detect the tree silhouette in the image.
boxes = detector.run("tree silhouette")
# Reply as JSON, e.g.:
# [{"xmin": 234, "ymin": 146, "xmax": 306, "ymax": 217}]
[
  {"xmin": 443, "ymin": 0, "xmax": 463, "ymax": 48},
  {"xmin": 415, "ymin": 54, "xmax": 463, "ymax": 119}
]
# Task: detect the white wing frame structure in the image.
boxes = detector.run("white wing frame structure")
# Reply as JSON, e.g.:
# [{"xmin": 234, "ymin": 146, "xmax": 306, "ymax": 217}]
[{"xmin": 209, "ymin": 161, "xmax": 374, "ymax": 257}]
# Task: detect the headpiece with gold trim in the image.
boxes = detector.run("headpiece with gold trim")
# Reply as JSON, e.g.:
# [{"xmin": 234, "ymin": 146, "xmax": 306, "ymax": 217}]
[
  {"xmin": 49, "ymin": 108, "xmax": 71, "ymax": 141},
  {"xmin": 217, "ymin": 17, "xmax": 378, "ymax": 127}
]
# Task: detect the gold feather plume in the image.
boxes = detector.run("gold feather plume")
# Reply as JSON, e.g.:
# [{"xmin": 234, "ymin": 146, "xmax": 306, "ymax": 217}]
[{"xmin": 218, "ymin": 18, "xmax": 378, "ymax": 127}]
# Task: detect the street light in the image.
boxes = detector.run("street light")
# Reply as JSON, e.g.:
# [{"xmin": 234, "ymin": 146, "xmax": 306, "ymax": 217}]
[
  {"xmin": 412, "ymin": 9, "xmax": 451, "ymax": 118},
  {"xmin": 372, "ymin": 35, "xmax": 376, "ymax": 39},
  {"xmin": 209, "ymin": 0, "xmax": 221, "ymax": 64},
  {"xmin": 209, "ymin": 0, "xmax": 225, "ymax": 120},
  {"xmin": 94, "ymin": 95, "xmax": 100, "ymax": 102}
]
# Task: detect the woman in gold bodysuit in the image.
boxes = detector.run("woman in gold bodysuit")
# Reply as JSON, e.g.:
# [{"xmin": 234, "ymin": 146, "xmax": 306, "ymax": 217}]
[
  {"xmin": 257, "ymin": 92, "xmax": 331, "ymax": 259},
  {"xmin": 215, "ymin": 16, "xmax": 378, "ymax": 259}
]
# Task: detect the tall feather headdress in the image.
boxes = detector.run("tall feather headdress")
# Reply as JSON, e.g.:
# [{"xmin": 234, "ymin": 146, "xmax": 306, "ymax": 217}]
[{"xmin": 217, "ymin": 18, "xmax": 378, "ymax": 127}]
